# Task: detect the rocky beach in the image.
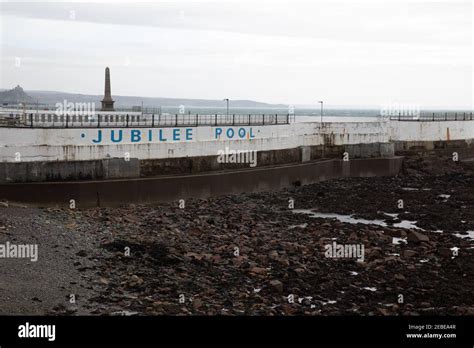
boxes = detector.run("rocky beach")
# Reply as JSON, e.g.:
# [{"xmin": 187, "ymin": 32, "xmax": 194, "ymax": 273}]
[{"xmin": 0, "ymin": 153, "xmax": 473, "ymax": 316}]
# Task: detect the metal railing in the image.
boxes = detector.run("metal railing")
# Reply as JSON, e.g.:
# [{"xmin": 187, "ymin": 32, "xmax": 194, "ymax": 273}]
[
  {"xmin": 0, "ymin": 112, "xmax": 292, "ymax": 128},
  {"xmin": 1, "ymin": 104, "xmax": 162, "ymax": 115},
  {"xmin": 389, "ymin": 112, "xmax": 473, "ymax": 121}
]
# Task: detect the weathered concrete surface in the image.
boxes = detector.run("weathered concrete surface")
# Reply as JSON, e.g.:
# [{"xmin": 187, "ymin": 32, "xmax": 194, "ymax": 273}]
[
  {"xmin": 344, "ymin": 142, "xmax": 394, "ymax": 159},
  {"xmin": 389, "ymin": 120, "xmax": 474, "ymax": 142},
  {"xmin": 0, "ymin": 143, "xmax": 394, "ymax": 182},
  {"xmin": 0, "ymin": 122, "xmax": 389, "ymax": 162},
  {"xmin": 300, "ymin": 146, "xmax": 311, "ymax": 162},
  {"xmin": 393, "ymin": 138, "xmax": 474, "ymax": 151},
  {"xmin": 393, "ymin": 139, "xmax": 474, "ymax": 159},
  {"xmin": 0, "ymin": 157, "xmax": 403, "ymax": 207},
  {"xmin": 3, "ymin": 136, "xmax": 474, "ymax": 183},
  {"xmin": 0, "ymin": 158, "xmax": 139, "ymax": 183},
  {"xmin": 1, "ymin": 119, "xmax": 472, "ymax": 164}
]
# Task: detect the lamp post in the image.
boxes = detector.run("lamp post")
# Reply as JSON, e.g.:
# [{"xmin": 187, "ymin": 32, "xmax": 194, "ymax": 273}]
[
  {"xmin": 223, "ymin": 98, "xmax": 229, "ymax": 116},
  {"xmin": 318, "ymin": 101, "xmax": 323, "ymax": 123},
  {"xmin": 318, "ymin": 100, "xmax": 324, "ymax": 158}
]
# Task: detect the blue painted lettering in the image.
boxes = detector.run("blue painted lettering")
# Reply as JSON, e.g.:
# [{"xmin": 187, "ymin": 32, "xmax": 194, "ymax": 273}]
[
  {"xmin": 131, "ymin": 129, "xmax": 141, "ymax": 142},
  {"xmin": 186, "ymin": 128, "xmax": 193, "ymax": 140},
  {"xmin": 159, "ymin": 129, "xmax": 167, "ymax": 141},
  {"xmin": 92, "ymin": 130, "xmax": 102, "ymax": 143},
  {"xmin": 173, "ymin": 129, "xmax": 181, "ymax": 141},
  {"xmin": 111, "ymin": 130, "xmax": 123, "ymax": 143},
  {"xmin": 249, "ymin": 128, "xmax": 255, "ymax": 138}
]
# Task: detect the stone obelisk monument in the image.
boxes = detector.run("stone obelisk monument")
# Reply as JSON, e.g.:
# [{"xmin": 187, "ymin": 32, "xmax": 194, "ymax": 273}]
[{"xmin": 101, "ymin": 67, "xmax": 115, "ymax": 111}]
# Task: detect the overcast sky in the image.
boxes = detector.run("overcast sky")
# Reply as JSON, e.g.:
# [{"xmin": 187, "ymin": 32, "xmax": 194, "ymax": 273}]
[{"xmin": 1, "ymin": 0, "xmax": 472, "ymax": 108}]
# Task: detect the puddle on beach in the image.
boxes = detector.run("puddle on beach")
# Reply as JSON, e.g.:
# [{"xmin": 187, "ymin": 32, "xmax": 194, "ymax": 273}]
[
  {"xmin": 293, "ymin": 209, "xmax": 424, "ymax": 230},
  {"xmin": 293, "ymin": 210, "xmax": 388, "ymax": 227},
  {"xmin": 393, "ymin": 220, "xmax": 423, "ymax": 230},
  {"xmin": 362, "ymin": 287, "xmax": 377, "ymax": 292},
  {"xmin": 454, "ymin": 231, "xmax": 474, "ymax": 241},
  {"xmin": 288, "ymin": 223, "xmax": 308, "ymax": 230},
  {"xmin": 383, "ymin": 212, "xmax": 399, "ymax": 219}
]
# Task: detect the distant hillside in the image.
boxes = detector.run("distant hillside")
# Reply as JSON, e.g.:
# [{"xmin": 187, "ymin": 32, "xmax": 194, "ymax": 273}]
[
  {"xmin": 0, "ymin": 88, "xmax": 286, "ymax": 108},
  {"xmin": 0, "ymin": 86, "xmax": 34, "ymax": 104}
]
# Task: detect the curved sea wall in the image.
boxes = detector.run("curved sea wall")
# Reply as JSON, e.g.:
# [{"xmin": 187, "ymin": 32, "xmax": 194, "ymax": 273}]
[
  {"xmin": 0, "ymin": 121, "xmax": 389, "ymax": 163},
  {"xmin": 389, "ymin": 120, "xmax": 474, "ymax": 153},
  {"xmin": 0, "ymin": 119, "xmax": 473, "ymax": 183},
  {"xmin": 389, "ymin": 120, "xmax": 474, "ymax": 142}
]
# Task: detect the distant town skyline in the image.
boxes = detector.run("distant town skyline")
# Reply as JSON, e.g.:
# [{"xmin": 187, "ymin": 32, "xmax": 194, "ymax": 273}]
[{"xmin": 1, "ymin": 0, "xmax": 472, "ymax": 109}]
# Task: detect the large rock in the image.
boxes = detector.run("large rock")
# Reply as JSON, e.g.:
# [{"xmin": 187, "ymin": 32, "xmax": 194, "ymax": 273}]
[
  {"xmin": 402, "ymin": 249, "xmax": 417, "ymax": 258},
  {"xmin": 407, "ymin": 231, "xmax": 429, "ymax": 243},
  {"xmin": 249, "ymin": 266, "xmax": 267, "ymax": 275},
  {"xmin": 268, "ymin": 280, "xmax": 283, "ymax": 293}
]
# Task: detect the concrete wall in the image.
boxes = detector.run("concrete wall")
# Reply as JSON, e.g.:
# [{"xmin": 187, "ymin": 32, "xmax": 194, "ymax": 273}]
[
  {"xmin": 0, "ymin": 157, "xmax": 404, "ymax": 207},
  {"xmin": 1, "ymin": 120, "xmax": 472, "ymax": 163},
  {"xmin": 1, "ymin": 119, "xmax": 472, "ymax": 183},
  {"xmin": 388, "ymin": 120, "xmax": 474, "ymax": 155},
  {"xmin": 0, "ymin": 143, "xmax": 394, "ymax": 183},
  {"xmin": 0, "ymin": 121, "xmax": 389, "ymax": 163},
  {"xmin": 0, "ymin": 158, "xmax": 139, "ymax": 183},
  {"xmin": 389, "ymin": 120, "xmax": 474, "ymax": 142}
]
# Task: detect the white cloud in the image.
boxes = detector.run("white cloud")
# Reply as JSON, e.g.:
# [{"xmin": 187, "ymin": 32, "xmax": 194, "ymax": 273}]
[{"xmin": 0, "ymin": 0, "xmax": 472, "ymax": 108}]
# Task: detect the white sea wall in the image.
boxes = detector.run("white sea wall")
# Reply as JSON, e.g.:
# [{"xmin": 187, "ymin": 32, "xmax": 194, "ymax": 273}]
[
  {"xmin": 0, "ymin": 121, "xmax": 389, "ymax": 162},
  {"xmin": 389, "ymin": 120, "xmax": 474, "ymax": 141},
  {"xmin": 1, "ymin": 120, "xmax": 472, "ymax": 163}
]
